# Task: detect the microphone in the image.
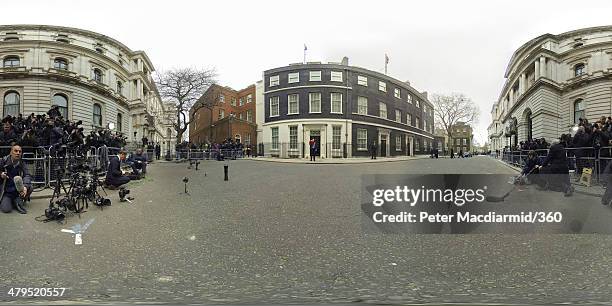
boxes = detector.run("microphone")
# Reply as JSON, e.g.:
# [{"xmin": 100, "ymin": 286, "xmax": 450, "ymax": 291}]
[{"xmin": 14, "ymin": 176, "xmax": 24, "ymax": 194}]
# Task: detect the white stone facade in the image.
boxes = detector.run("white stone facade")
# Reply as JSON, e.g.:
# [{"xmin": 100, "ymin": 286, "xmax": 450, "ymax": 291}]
[
  {"xmin": 0, "ymin": 25, "xmax": 176, "ymax": 150},
  {"xmin": 489, "ymin": 26, "xmax": 612, "ymax": 151}
]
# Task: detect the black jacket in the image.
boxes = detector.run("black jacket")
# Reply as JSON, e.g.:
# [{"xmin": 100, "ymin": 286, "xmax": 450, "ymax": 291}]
[
  {"xmin": 0, "ymin": 155, "xmax": 32, "ymax": 199},
  {"xmin": 106, "ymin": 156, "xmax": 123, "ymax": 179}
]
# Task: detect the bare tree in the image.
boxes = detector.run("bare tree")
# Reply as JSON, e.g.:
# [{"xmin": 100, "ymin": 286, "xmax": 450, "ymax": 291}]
[
  {"xmin": 195, "ymin": 85, "xmax": 224, "ymax": 141},
  {"xmin": 155, "ymin": 67, "xmax": 217, "ymax": 142},
  {"xmin": 431, "ymin": 93, "xmax": 479, "ymax": 151}
]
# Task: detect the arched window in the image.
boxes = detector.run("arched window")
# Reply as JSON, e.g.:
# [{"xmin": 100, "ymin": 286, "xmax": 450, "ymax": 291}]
[
  {"xmin": 3, "ymin": 56, "xmax": 19, "ymax": 67},
  {"xmin": 52, "ymin": 94, "xmax": 69, "ymax": 118},
  {"xmin": 574, "ymin": 99, "xmax": 585, "ymax": 124},
  {"xmin": 117, "ymin": 113, "xmax": 123, "ymax": 132},
  {"xmin": 3, "ymin": 91, "xmax": 20, "ymax": 117},
  {"xmin": 93, "ymin": 68, "xmax": 103, "ymax": 82},
  {"xmin": 574, "ymin": 63, "xmax": 585, "ymax": 76},
  {"xmin": 525, "ymin": 110, "xmax": 533, "ymax": 141},
  {"xmin": 93, "ymin": 103, "xmax": 102, "ymax": 126},
  {"xmin": 53, "ymin": 58, "xmax": 68, "ymax": 70}
]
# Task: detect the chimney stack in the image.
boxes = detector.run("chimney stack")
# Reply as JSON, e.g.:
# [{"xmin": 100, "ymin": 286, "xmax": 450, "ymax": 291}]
[{"xmin": 341, "ymin": 56, "xmax": 349, "ymax": 66}]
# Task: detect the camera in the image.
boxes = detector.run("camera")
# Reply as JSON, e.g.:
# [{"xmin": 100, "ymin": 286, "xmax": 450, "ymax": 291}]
[
  {"xmin": 45, "ymin": 206, "xmax": 65, "ymax": 221},
  {"xmin": 94, "ymin": 197, "xmax": 111, "ymax": 207},
  {"xmin": 119, "ymin": 187, "xmax": 131, "ymax": 202}
]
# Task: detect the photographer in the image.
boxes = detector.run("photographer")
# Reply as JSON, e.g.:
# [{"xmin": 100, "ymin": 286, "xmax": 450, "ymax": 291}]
[
  {"xmin": 0, "ymin": 144, "xmax": 32, "ymax": 214},
  {"xmin": 536, "ymin": 134, "xmax": 573, "ymax": 197},
  {"xmin": 128, "ymin": 148, "xmax": 147, "ymax": 176},
  {"xmin": 105, "ymin": 150, "xmax": 130, "ymax": 189}
]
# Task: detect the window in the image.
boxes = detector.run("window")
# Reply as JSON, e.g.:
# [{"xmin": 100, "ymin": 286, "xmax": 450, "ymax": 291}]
[
  {"xmin": 246, "ymin": 110, "xmax": 253, "ymax": 122},
  {"xmin": 92, "ymin": 103, "xmax": 102, "ymax": 127},
  {"xmin": 231, "ymin": 97, "xmax": 236, "ymax": 106},
  {"xmin": 309, "ymin": 71, "xmax": 321, "ymax": 81},
  {"xmin": 309, "ymin": 92, "xmax": 321, "ymax": 113},
  {"xmin": 395, "ymin": 110, "xmax": 402, "ymax": 122},
  {"xmin": 378, "ymin": 81, "xmax": 387, "ymax": 92},
  {"xmin": 394, "ymin": 88, "xmax": 401, "ymax": 99},
  {"xmin": 357, "ymin": 96, "xmax": 368, "ymax": 115},
  {"xmin": 93, "ymin": 68, "xmax": 103, "ymax": 82},
  {"xmin": 52, "ymin": 94, "xmax": 68, "ymax": 118},
  {"xmin": 3, "ymin": 56, "xmax": 19, "ymax": 67},
  {"xmin": 416, "ymin": 117, "xmax": 420, "ymax": 128},
  {"xmin": 270, "ymin": 96, "xmax": 279, "ymax": 117},
  {"xmin": 357, "ymin": 128, "xmax": 367, "ymax": 150},
  {"xmin": 407, "ymin": 113, "xmax": 412, "ymax": 126},
  {"xmin": 117, "ymin": 113, "xmax": 123, "ymax": 132},
  {"xmin": 288, "ymin": 72, "xmax": 299, "ymax": 83},
  {"xmin": 247, "ymin": 94, "xmax": 252, "ymax": 103},
  {"xmin": 289, "ymin": 126, "xmax": 298, "ymax": 150},
  {"xmin": 463, "ymin": 139, "xmax": 467, "ymax": 145},
  {"xmin": 415, "ymin": 100, "xmax": 420, "ymax": 108},
  {"xmin": 218, "ymin": 109, "xmax": 225, "ymax": 119},
  {"xmin": 219, "ymin": 94, "xmax": 225, "ymax": 103},
  {"xmin": 54, "ymin": 58, "xmax": 68, "ymax": 70},
  {"xmin": 117, "ymin": 81, "xmax": 123, "ymax": 95},
  {"xmin": 239, "ymin": 98, "xmax": 244, "ymax": 106},
  {"xmin": 288, "ymin": 94, "xmax": 299, "ymax": 115},
  {"xmin": 95, "ymin": 47, "xmax": 104, "ymax": 54},
  {"xmin": 415, "ymin": 140, "xmax": 419, "ymax": 152},
  {"xmin": 407, "ymin": 94, "xmax": 412, "ymax": 104},
  {"xmin": 456, "ymin": 139, "xmax": 460, "ymax": 145},
  {"xmin": 331, "ymin": 71, "xmax": 343, "ymax": 82},
  {"xmin": 574, "ymin": 63, "xmax": 585, "ymax": 77},
  {"xmin": 396, "ymin": 135, "xmax": 402, "ymax": 151},
  {"xmin": 245, "ymin": 133, "xmax": 251, "ymax": 145},
  {"xmin": 379, "ymin": 102, "xmax": 387, "ymax": 118},
  {"xmin": 271, "ymin": 127, "xmax": 279, "ymax": 150},
  {"xmin": 270, "ymin": 75, "xmax": 280, "ymax": 86},
  {"xmin": 332, "ymin": 126, "xmax": 341, "ymax": 150},
  {"xmin": 331, "ymin": 93, "xmax": 342, "ymax": 113},
  {"xmin": 357, "ymin": 75, "xmax": 368, "ymax": 86},
  {"xmin": 574, "ymin": 99, "xmax": 584, "ymax": 124},
  {"xmin": 239, "ymin": 113, "xmax": 244, "ymax": 120},
  {"xmin": 3, "ymin": 92, "xmax": 19, "ymax": 117}
]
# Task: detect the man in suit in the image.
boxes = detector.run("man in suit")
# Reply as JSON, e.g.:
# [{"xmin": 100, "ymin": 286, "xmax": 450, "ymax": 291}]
[
  {"xmin": 105, "ymin": 150, "xmax": 130, "ymax": 189},
  {"xmin": 0, "ymin": 144, "xmax": 32, "ymax": 214},
  {"xmin": 309, "ymin": 138, "xmax": 317, "ymax": 162}
]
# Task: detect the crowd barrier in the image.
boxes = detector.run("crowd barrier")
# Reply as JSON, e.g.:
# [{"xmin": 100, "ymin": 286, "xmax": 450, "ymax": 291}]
[
  {"xmin": 169, "ymin": 148, "xmax": 247, "ymax": 161},
  {"xmin": 0, "ymin": 145, "xmax": 167, "ymax": 193},
  {"xmin": 499, "ymin": 146, "xmax": 612, "ymax": 185}
]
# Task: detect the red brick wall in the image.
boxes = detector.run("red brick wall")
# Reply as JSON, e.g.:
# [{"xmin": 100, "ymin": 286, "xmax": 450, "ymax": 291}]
[{"xmin": 189, "ymin": 84, "xmax": 256, "ymax": 144}]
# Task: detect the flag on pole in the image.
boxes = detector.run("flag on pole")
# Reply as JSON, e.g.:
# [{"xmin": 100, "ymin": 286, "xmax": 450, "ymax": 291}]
[
  {"xmin": 304, "ymin": 44, "xmax": 308, "ymax": 51},
  {"xmin": 385, "ymin": 53, "xmax": 389, "ymax": 64}
]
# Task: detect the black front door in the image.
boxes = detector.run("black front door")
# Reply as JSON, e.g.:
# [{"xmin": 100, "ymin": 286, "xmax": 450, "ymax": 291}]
[
  {"xmin": 312, "ymin": 136, "xmax": 321, "ymax": 156},
  {"xmin": 380, "ymin": 140, "xmax": 387, "ymax": 157}
]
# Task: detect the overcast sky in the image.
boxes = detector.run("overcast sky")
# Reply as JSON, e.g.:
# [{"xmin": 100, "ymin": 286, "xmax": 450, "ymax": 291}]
[{"xmin": 8, "ymin": 0, "xmax": 612, "ymax": 144}]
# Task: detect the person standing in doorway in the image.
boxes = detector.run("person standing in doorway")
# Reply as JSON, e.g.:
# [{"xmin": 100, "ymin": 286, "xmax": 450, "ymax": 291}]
[
  {"xmin": 309, "ymin": 138, "xmax": 316, "ymax": 162},
  {"xmin": 370, "ymin": 142, "xmax": 377, "ymax": 159}
]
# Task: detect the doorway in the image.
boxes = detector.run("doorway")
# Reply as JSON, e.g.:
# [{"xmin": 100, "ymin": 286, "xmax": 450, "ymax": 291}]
[
  {"xmin": 310, "ymin": 130, "xmax": 321, "ymax": 157},
  {"xmin": 380, "ymin": 134, "xmax": 387, "ymax": 157}
]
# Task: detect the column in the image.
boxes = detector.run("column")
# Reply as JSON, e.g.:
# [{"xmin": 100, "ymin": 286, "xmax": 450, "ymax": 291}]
[
  {"xmin": 534, "ymin": 60, "xmax": 540, "ymax": 81},
  {"xmin": 539, "ymin": 57, "xmax": 546, "ymax": 78},
  {"xmin": 520, "ymin": 73, "xmax": 526, "ymax": 95}
]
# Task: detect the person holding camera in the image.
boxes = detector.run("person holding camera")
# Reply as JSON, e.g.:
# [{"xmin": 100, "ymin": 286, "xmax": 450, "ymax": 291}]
[
  {"xmin": 105, "ymin": 150, "xmax": 130, "ymax": 189},
  {"xmin": 0, "ymin": 144, "xmax": 32, "ymax": 214}
]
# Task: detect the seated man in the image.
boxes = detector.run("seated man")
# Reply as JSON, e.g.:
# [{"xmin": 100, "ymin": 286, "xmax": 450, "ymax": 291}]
[
  {"xmin": 0, "ymin": 144, "xmax": 32, "ymax": 214},
  {"xmin": 128, "ymin": 148, "xmax": 147, "ymax": 176},
  {"xmin": 105, "ymin": 150, "xmax": 130, "ymax": 189},
  {"xmin": 517, "ymin": 150, "xmax": 541, "ymax": 185},
  {"xmin": 535, "ymin": 135, "xmax": 573, "ymax": 197}
]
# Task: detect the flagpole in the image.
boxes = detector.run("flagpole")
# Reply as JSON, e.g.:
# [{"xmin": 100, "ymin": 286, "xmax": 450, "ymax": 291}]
[
  {"xmin": 303, "ymin": 44, "xmax": 307, "ymax": 64},
  {"xmin": 384, "ymin": 53, "xmax": 388, "ymax": 75}
]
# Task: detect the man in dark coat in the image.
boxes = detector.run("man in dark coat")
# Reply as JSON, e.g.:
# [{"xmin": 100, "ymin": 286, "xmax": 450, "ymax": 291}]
[
  {"xmin": 370, "ymin": 142, "xmax": 377, "ymax": 160},
  {"xmin": 128, "ymin": 148, "xmax": 147, "ymax": 176},
  {"xmin": 309, "ymin": 138, "xmax": 317, "ymax": 162},
  {"xmin": 536, "ymin": 136, "xmax": 573, "ymax": 196},
  {"xmin": 155, "ymin": 143, "xmax": 161, "ymax": 160},
  {"xmin": 105, "ymin": 150, "xmax": 130, "ymax": 189},
  {"xmin": 0, "ymin": 145, "xmax": 32, "ymax": 214}
]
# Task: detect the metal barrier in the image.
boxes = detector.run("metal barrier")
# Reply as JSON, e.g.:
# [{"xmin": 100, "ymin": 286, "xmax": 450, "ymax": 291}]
[{"xmin": 499, "ymin": 146, "xmax": 612, "ymax": 185}]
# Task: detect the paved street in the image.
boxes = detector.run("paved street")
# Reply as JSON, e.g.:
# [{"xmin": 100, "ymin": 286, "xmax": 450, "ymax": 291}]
[{"xmin": 2, "ymin": 157, "xmax": 612, "ymax": 304}]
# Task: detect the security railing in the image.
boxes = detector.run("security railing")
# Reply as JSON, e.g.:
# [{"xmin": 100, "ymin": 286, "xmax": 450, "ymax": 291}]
[{"xmin": 499, "ymin": 146, "xmax": 612, "ymax": 185}]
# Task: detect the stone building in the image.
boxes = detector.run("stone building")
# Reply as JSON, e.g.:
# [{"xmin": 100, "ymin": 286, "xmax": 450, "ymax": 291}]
[{"xmin": 0, "ymin": 24, "xmax": 176, "ymax": 150}]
